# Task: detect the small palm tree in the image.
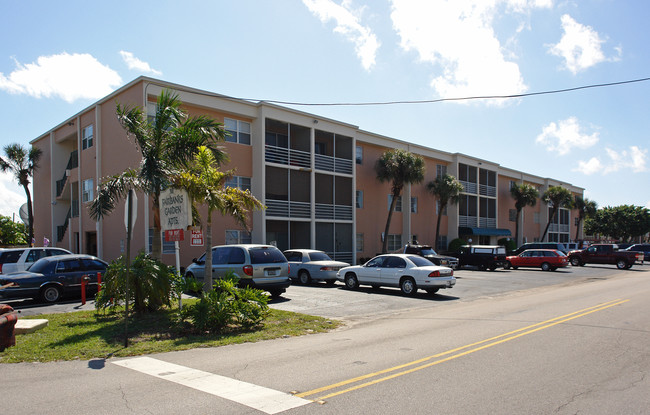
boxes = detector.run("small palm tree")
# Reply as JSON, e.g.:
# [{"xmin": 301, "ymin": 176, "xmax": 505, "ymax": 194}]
[
  {"xmin": 172, "ymin": 146, "xmax": 264, "ymax": 292},
  {"xmin": 375, "ymin": 149, "xmax": 425, "ymax": 253},
  {"xmin": 510, "ymin": 183, "xmax": 539, "ymax": 246},
  {"xmin": 0, "ymin": 143, "xmax": 42, "ymax": 246},
  {"xmin": 89, "ymin": 90, "xmax": 227, "ymax": 259},
  {"xmin": 573, "ymin": 196, "xmax": 597, "ymax": 241},
  {"xmin": 426, "ymin": 174, "xmax": 463, "ymax": 251},
  {"xmin": 541, "ymin": 186, "xmax": 573, "ymax": 241}
]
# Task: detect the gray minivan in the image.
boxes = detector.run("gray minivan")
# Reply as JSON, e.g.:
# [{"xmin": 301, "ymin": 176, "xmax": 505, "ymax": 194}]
[
  {"xmin": 184, "ymin": 244, "xmax": 291, "ymax": 298},
  {"xmin": 512, "ymin": 242, "xmax": 568, "ymax": 255}
]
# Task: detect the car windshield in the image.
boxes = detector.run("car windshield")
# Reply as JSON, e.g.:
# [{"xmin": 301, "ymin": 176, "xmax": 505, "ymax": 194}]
[
  {"xmin": 27, "ymin": 258, "xmax": 51, "ymax": 273},
  {"xmin": 408, "ymin": 255, "xmax": 434, "ymax": 267},
  {"xmin": 419, "ymin": 248, "xmax": 437, "ymax": 255},
  {"xmin": 308, "ymin": 252, "xmax": 332, "ymax": 261},
  {"xmin": 249, "ymin": 247, "xmax": 287, "ymax": 264}
]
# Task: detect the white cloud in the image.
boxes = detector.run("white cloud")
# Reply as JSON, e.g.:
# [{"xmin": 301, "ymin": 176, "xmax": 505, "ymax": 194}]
[
  {"xmin": 390, "ymin": 0, "xmax": 549, "ymax": 105},
  {"xmin": 119, "ymin": 51, "xmax": 162, "ymax": 76},
  {"xmin": 536, "ymin": 117, "xmax": 599, "ymax": 155},
  {"xmin": 0, "ymin": 52, "xmax": 122, "ymax": 103},
  {"xmin": 0, "ymin": 171, "xmax": 27, "ymax": 219},
  {"xmin": 548, "ymin": 14, "xmax": 617, "ymax": 74},
  {"xmin": 302, "ymin": 0, "xmax": 380, "ymax": 71},
  {"xmin": 574, "ymin": 146, "xmax": 648, "ymax": 175}
]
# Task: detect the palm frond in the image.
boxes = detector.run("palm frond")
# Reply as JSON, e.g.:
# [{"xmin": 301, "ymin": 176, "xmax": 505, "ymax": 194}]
[{"xmin": 88, "ymin": 169, "xmax": 142, "ymax": 221}]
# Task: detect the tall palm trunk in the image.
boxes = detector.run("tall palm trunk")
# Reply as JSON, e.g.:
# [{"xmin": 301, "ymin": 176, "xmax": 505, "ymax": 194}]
[
  {"xmin": 434, "ymin": 201, "xmax": 446, "ymax": 251},
  {"xmin": 514, "ymin": 208, "xmax": 521, "ymax": 246},
  {"xmin": 151, "ymin": 194, "xmax": 162, "ymax": 259},
  {"xmin": 382, "ymin": 191, "xmax": 399, "ymax": 253},
  {"xmin": 203, "ymin": 212, "xmax": 213, "ymax": 292},
  {"xmin": 22, "ymin": 182, "xmax": 34, "ymax": 246},
  {"xmin": 541, "ymin": 208, "xmax": 558, "ymax": 241}
]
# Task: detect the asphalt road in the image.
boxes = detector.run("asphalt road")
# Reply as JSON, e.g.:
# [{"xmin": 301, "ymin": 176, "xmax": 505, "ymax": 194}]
[{"xmin": 3, "ymin": 264, "xmax": 649, "ymax": 414}]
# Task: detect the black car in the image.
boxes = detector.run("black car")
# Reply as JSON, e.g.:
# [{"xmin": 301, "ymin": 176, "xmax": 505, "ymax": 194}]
[
  {"xmin": 625, "ymin": 244, "xmax": 650, "ymax": 261},
  {"xmin": 402, "ymin": 244, "xmax": 459, "ymax": 269},
  {"xmin": 0, "ymin": 254, "xmax": 107, "ymax": 303},
  {"xmin": 453, "ymin": 245, "xmax": 508, "ymax": 271}
]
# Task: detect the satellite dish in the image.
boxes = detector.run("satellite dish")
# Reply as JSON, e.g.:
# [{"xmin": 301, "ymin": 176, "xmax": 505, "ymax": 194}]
[{"xmin": 19, "ymin": 203, "xmax": 29, "ymax": 224}]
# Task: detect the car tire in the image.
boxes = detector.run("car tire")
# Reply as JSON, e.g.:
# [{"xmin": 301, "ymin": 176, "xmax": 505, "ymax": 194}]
[
  {"xmin": 504, "ymin": 262, "xmax": 511, "ymax": 270},
  {"xmin": 344, "ymin": 273, "xmax": 359, "ymax": 289},
  {"xmin": 616, "ymin": 259, "xmax": 628, "ymax": 269},
  {"xmin": 298, "ymin": 270, "xmax": 311, "ymax": 285},
  {"xmin": 400, "ymin": 277, "xmax": 417, "ymax": 296},
  {"xmin": 489, "ymin": 263, "xmax": 497, "ymax": 271},
  {"xmin": 541, "ymin": 262, "xmax": 551, "ymax": 271},
  {"xmin": 40, "ymin": 285, "xmax": 62, "ymax": 303},
  {"xmin": 512, "ymin": 265, "xmax": 519, "ymax": 270},
  {"xmin": 426, "ymin": 288, "xmax": 439, "ymax": 295},
  {"xmin": 570, "ymin": 256, "xmax": 581, "ymax": 266},
  {"xmin": 268, "ymin": 289, "xmax": 283, "ymax": 299}
]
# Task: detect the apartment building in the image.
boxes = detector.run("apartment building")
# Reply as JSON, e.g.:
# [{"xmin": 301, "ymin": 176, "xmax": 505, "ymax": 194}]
[{"xmin": 31, "ymin": 77, "xmax": 584, "ymax": 266}]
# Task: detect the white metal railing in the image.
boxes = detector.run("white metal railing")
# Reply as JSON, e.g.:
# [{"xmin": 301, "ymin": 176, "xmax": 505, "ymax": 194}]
[
  {"xmin": 479, "ymin": 217, "xmax": 496, "ymax": 228},
  {"xmin": 460, "ymin": 180, "xmax": 477, "ymax": 194},
  {"xmin": 459, "ymin": 215, "xmax": 478, "ymax": 227},
  {"xmin": 479, "ymin": 184, "xmax": 496, "ymax": 197},
  {"xmin": 289, "ymin": 148, "xmax": 311, "ymax": 168},
  {"xmin": 315, "ymin": 204, "xmax": 353, "ymax": 220},
  {"xmin": 326, "ymin": 251, "xmax": 354, "ymax": 263},
  {"xmin": 265, "ymin": 145, "xmax": 289, "ymax": 165},
  {"xmin": 266, "ymin": 200, "xmax": 311, "ymax": 218},
  {"xmin": 315, "ymin": 154, "xmax": 353, "ymax": 174}
]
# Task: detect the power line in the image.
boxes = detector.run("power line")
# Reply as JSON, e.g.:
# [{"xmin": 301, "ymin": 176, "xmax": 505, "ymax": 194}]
[{"xmin": 239, "ymin": 77, "xmax": 650, "ymax": 107}]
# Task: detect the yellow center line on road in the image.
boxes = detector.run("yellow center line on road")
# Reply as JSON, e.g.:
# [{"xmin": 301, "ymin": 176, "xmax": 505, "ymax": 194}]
[{"xmin": 297, "ymin": 299, "xmax": 629, "ymax": 402}]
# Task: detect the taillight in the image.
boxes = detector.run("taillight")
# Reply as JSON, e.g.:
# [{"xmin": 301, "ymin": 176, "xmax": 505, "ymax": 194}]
[
  {"xmin": 243, "ymin": 265, "xmax": 253, "ymax": 276},
  {"xmin": 288, "ymin": 264, "xmax": 290, "ymax": 274},
  {"xmin": 320, "ymin": 266, "xmax": 332, "ymax": 271},
  {"xmin": 428, "ymin": 270, "xmax": 440, "ymax": 277}
]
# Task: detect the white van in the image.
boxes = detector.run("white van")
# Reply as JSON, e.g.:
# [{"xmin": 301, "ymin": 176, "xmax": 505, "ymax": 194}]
[{"xmin": 0, "ymin": 247, "xmax": 72, "ymax": 274}]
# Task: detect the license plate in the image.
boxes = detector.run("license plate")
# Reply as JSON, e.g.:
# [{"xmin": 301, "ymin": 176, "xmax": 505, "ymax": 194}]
[{"xmin": 265, "ymin": 270, "xmax": 278, "ymax": 277}]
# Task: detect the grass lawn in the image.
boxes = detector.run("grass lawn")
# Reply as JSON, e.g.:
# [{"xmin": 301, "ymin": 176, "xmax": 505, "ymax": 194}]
[{"xmin": 0, "ymin": 304, "xmax": 341, "ymax": 363}]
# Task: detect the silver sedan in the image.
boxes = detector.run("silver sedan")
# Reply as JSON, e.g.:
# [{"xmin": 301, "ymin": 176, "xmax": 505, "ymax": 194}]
[{"xmin": 283, "ymin": 249, "xmax": 350, "ymax": 285}]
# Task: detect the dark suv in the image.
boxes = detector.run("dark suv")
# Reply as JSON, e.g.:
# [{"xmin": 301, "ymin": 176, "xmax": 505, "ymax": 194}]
[
  {"xmin": 402, "ymin": 244, "xmax": 459, "ymax": 269},
  {"xmin": 453, "ymin": 245, "xmax": 507, "ymax": 271},
  {"xmin": 512, "ymin": 242, "xmax": 568, "ymax": 256}
]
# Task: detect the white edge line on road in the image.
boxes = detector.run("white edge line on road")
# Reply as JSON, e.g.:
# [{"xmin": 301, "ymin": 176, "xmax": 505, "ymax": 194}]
[{"xmin": 112, "ymin": 356, "xmax": 310, "ymax": 414}]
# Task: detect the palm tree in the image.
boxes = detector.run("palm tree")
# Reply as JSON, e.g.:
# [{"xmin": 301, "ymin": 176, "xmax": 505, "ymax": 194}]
[
  {"xmin": 171, "ymin": 146, "xmax": 264, "ymax": 292},
  {"xmin": 89, "ymin": 90, "xmax": 227, "ymax": 259},
  {"xmin": 573, "ymin": 196, "xmax": 597, "ymax": 242},
  {"xmin": 509, "ymin": 183, "xmax": 539, "ymax": 247},
  {"xmin": 375, "ymin": 149, "xmax": 425, "ymax": 253},
  {"xmin": 541, "ymin": 186, "xmax": 573, "ymax": 241},
  {"xmin": 426, "ymin": 174, "xmax": 463, "ymax": 251},
  {"xmin": 0, "ymin": 143, "xmax": 42, "ymax": 246}
]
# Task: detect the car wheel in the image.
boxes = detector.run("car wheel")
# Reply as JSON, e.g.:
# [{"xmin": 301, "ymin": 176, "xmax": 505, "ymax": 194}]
[
  {"xmin": 541, "ymin": 262, "xmax": 551, "ymax": 271},
  {"xmin": 489, "ymin": 263, "xmax": 497, "ymax": 271},
  {"xmin": 625, "ymin": 264, "xmax": 633, "ymax": 269},
  {"xmin": 570, "ymin": 256, "xmax": 581, "ymax": 266},
  {"xmin": 616, "ymin": 259, "xmax": 628, "ymax": 269},
  {"xmin": 40, "ymin": 285, "xmax": 62, "ymax": 303},
  {"xmin": 426, "ymin": 288, "xmax": 439, "ymax": 295},
  {"xmin": 325, "ymin": 279, "xmax": 336, "ymax": 286},
  {"xmin": 400, "ymin": 277, "xmax": 417, "ymax": 296},
  {"xmin": 268, "ymin": 289, "xmax": 283, "ymax": 299},
  {"xmin": 512, "ymin": 266, "xmax": 519, "ymax": 270},
  {"xmin": 504, "ymin": 262, "xmax": 511, "ymax": 270},
  {"xmin": 298, "ymin": 270, "xmax": 311, "ymax": 285},
  {"xmin": 344, "ymin": 273, "xmax": 359, "ymax": 289}
]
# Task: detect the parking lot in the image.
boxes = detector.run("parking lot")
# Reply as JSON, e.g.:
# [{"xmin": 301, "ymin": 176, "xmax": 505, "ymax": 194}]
[{"xmin": 5, "ymin": 263, "xmax": 645, "ymax": 318}]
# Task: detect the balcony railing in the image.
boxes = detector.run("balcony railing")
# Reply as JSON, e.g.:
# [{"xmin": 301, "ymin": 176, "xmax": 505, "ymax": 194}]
[
  {"xmin": 549, "ymin": 223, "xmax": 570, "ymax": 233},
  {"xmin": 479, "ymin": 217, "xmax": 497, "ymax": 228},
  {"xmin": 315, "ymin": 204, "xmax": 353, "ymax": 221},
  {"xmin": 314, "ymin": 154, "xmax": 353, "ymax": 174},
  {"xmin": 55, "ymin": 151, "xmax": 79, "ymax": 197},
  {"xmin": 265, "ymin": 200, "xmax": 310, "ymax": 218},
  {"xmin": 326, "ymin": 251, "xmax": 353, "ymax": 264},
  {"xmin": 479, "ymin": 184, "xmax": 496, "ymax": 197},
  {"xmin": 459, "ymin": 215, "xmax": 478, "ymax": 227},
  {"xmin": 265, "ymin": 145, "xmax": 311, "ymax": 169},
  {"xmin": 57, "ymin": 208, "xmax": 72, "ymax": 242},
  {"xmin": 460, "ymin": 180, "xmax": 477, "ymax": 194}
]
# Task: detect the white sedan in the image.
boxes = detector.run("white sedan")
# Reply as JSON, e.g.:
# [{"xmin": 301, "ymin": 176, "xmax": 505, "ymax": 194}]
[{"xmin": 337, "ymin": 254, "xmax": 455, "ymax": 296}]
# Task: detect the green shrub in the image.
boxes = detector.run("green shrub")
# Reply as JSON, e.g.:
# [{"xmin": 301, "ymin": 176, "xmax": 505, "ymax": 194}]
[
  {"xmin": 181, "ymin": 272, "xmax": 269, "ymax": 333},
  {"xmin": 498, "ymin": 238, "xmax": 517, "ymax": 251},
  {"xmin": 95, "ymin": 251, "xmax": 180, "ymax": 313},
  {"xmin": 448, "ymin": 238, "xmax": 467, "ymax": 253}
]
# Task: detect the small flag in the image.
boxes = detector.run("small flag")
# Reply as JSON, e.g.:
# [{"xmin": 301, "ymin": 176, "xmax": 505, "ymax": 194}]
[{"xmin": 44, "ymin": 237, "xmax": 50, "ymax": 247}]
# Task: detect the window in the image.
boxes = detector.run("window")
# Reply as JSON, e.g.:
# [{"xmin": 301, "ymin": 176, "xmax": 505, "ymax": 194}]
[
  {"xmin": 356, "ymin": 190, "xmax": 363, "ymax": 209},
  {"xmin": 510, "ymin": 180, "xmax": 517, "ymax": 190},
  {"xmin": 509, "ymin": 209, "xmax": 517, "ymax": 222},
  {"xmin": 149, "ymin": 228, "xmax": 175, "ymax": 254},
  {"xmin": 534, "ymin": 212, "xmax": 540, "ymax": 224},
  {"xmin": 356, "ymin": 146, "xmax": 363, "ymax": 164},
  {"xmin": 82, "ymin": 179, "xmax": 93, "ymax": 202},
  {"xmin": 387, "ymin": 234, "xmax": 402, "ymax": 252},
  {"xmin": 225, "ymin": 176, "xmax": 251, "ymax": 191},
  {"xmin": 388, "ymin": 195, "xmax": 402, "ymax": 212},
  {"xmin": 436, "ymin": 164, "xmax": 447, "ymax": 178},
  {"xmin": 226, "ymin": 230, "xmax": 252, "ymax": 245},
  {"xmin": 356, "ymin": 233, "xmax": 364, "ymax": 252},
  {"xmin": 411, "ymin": 197, "xmax": 418, "ymax": 213},
  {"xmin": 224, "ymin": 118, "xmax": 251, "ymax": 145},
  {"xmin": 82, "ymin": 125, "xmax": 93, "ymax": 149},
  {"xmin": 436, "ymin": 235, "xmax": 448, "ymax": 251}
]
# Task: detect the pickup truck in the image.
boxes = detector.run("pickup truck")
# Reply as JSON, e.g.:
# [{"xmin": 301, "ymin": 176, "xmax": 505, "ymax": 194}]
[
  {"xmin": 567, "ymin": 244, "xmax": 642, "ymax": 269},
  {"xmin": 403, "ymin": 244, "xmax": 459, "ymax": 269},
  {"xmin": 452, "ymin": 245, "xmax": 507, "ymax": 271}
]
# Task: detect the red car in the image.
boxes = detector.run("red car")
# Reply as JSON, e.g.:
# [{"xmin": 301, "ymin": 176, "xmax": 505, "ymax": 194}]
[{"xmin": 505, "ymin": 249, "xmax": 569, "ymax": 271}]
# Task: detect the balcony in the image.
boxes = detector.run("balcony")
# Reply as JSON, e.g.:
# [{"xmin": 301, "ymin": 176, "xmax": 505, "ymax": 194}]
[
  {"xmin": 479, "ymin": 217, "xmax": 497, "ymax": 228},
  {"xmin": 479, "ymin": 184, "xmax": 496, "ymax": 197},
  {"xmin": 314, "ymin": 154, "xmax": 353, "ymax": 175},
  {"xmin": 265, "ymin": 200, "xmax": 311, "ymax": 218},
  {"xmin": 55, "ymin": 151, "xmax": 78, "ymax": 198},
  {"xmin": 315, "ymin": 203, "xmax": 353, "ymax": 221},
  {"xmin": 459, "ymin": 215, "xmax": 478, "ymax": 227},
  {"xmin": 460, "ymin": 180, "xmax": 477, "ymax": 194},
  {"xmin": 265, "ymin": 145, "xmax": 311, "ymax": 169}
]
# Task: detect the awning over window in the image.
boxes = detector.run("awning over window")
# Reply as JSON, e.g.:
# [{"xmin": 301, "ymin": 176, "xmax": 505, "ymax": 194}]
[{"xmin": 458, "ymin": 227, "xmax": 512, "ymax": 236}]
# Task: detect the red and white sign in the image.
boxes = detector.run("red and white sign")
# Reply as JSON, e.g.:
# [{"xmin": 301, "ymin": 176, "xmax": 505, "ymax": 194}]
[
  {"xmin": 164, "ymin": 229, "xmax": 184, "ymax": 242},
  {"xmin": 190, "ymin": 230, "xmax": 204, "ymax": 246}
]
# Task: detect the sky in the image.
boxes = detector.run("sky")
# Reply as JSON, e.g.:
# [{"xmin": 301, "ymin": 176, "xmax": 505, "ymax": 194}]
[{"xmin": 1, "ymin": 0, "xmax": 649, "ymax": 221}]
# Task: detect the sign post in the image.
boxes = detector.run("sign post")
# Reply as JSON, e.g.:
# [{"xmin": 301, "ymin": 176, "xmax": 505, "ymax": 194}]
[
  {"xmin": 123, "ymin": 190, "xmax": 137, "ymax": 347},
  {"xmin": 159, "ymin": 188, "xmax": 191, "ymax": 309}
]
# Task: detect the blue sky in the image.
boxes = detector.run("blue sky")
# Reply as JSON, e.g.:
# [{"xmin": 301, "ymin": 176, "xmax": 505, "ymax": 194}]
[{"xmin": 1, "ymin": 0, "xmax": 648, "ymax": 220}]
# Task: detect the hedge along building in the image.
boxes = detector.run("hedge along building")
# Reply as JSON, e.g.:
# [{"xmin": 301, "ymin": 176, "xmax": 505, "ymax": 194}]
[{"xmin": 30, "ymin": 77, "xmax": 584, "ymax": 266}]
